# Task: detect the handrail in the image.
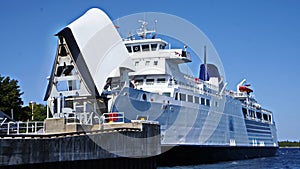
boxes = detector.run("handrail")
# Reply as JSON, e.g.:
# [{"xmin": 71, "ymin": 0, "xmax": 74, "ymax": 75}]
[{"xmin": 0, "ymin": 121, "xmax": 45, "ymax": 135}]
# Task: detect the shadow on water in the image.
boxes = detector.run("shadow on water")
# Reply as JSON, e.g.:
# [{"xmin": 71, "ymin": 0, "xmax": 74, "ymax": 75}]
[{"xmin": 158, "ymin": 148, "xmax": 300, "ymax": 169}]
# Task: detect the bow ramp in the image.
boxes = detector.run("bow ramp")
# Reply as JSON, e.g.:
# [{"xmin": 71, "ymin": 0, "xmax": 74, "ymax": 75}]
[{"xmin": 44, "ymin": 8, "xmax": 134, "ymax": 118}]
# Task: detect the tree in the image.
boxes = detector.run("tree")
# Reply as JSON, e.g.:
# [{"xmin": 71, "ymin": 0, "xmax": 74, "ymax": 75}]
[
  {"xmin": 0, "ymin": 75, "xmax": 23, "ymax": 120},
  {"xmin": 33, "ymin": 103, "xmax": 47, "ymax": 121}
]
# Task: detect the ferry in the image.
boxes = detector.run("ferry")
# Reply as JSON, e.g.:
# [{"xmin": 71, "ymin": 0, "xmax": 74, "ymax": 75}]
[{"xmin": 44, "ymin": 8, "xmax": 278, "ymax": 166}]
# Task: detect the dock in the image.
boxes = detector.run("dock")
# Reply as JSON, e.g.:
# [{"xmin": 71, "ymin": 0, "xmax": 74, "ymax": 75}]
[{"xmin": 0, "ymin": 117, "xmax": 161, "ymax": 169}]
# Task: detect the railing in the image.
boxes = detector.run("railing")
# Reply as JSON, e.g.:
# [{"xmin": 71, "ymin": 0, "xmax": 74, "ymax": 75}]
[
  {"xmin": 66, "ymin": 112, "xmax": 94, "ymax": 125},
  {"xmin": 0, "ymin": 121, "xmax": 45, "ymax": 135},
  {"xmin": 53, "ymin": 111, "xmax": 95, "ymax": 125}
]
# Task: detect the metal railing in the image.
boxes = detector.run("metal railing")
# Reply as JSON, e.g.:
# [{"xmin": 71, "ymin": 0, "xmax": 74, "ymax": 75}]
[{"xmin": 0, "ymin": 121, "xmax": 45, "ymax": 135}]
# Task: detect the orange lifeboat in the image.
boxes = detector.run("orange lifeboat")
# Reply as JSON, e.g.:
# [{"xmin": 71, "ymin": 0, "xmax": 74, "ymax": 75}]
[{"xmin": 239, "ymin": 86, "xmax": 253, "ymax": 93}]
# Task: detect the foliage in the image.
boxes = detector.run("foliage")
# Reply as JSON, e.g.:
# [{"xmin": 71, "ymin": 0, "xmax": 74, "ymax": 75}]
[
  {"xmin": 278, "ymin": 141, "xmax": 300, "ymax": 147},
  {"xmin": 23, "ymin": 103, "xmax": 47, "ymax": 121},
  {"xmin": 0, "ymin": 75, "xmax": 23, "ymax": 120},
  {"xmin": 0, "ymin": 75, "xmax": 47, "ymax": 121}
]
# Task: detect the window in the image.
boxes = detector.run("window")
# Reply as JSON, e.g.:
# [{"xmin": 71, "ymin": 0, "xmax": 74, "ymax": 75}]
[
  {"xmin": 187, "ymin": 95, "xmax": 193, "ymax": 103},
  {"xmin": 159, "ymin": 44, "xmax": 166, "ymax": 49},
  {"xmin": 142, "ymin": 44, "xmax": 150, "ymax": 51},
  {"xmin": 249, "ymin": 110, "xmax": 253, "ymax": 118},
  {"xmin": 126, "ymin": 46, "xmax": 132, "ymax": 53},
  {"xmin": 200, "ymin": 98, "xmax": 205, "ymax": 105},
  {"xmin": 242, "ymin": 108, "xmax": 248, "ymax": 118},
  {"xmin": 249, "ymin": 110, "xmax": 255, "ymax": 118},
  {"xmin": 157, "ymin": 78, "xmax": 166, "ymax": 84},
  {"xmin": 256, "ymin": 112, "xmax": 262, "ymax": 119},
  {"xmin": 154, "ymin": 60, "xmax": 158, "ymax": 66},
  {"xmin": 57, "ymin": 80, "xmax": 80, "ymax": 91},
  {"xmin": 268, "ymin": 115, "xmax": 272, "ymax": 122},
  {"xmin": 151, "ymin": 44, "xmax": 157, "ymax": 51},
  {"xmin": 263, "ymin": 114, "xmax": 268, "ymax": 121},
  {"xmin": 133, "ymin": 45, "xmax": 140, "ymax": 52},
  {"xmin": 145, "ymin": 61, "xmax": 150, "ymax": 66},
  {"xmin": 175, "ymin": 92, "xmax": 178, "ymax": 100},
  {"xmin": 194, "ymin": 96, "xmax": 199, "ymax": 104},
  {"xmin": 206, "ymin": 99, "xmax": 210, "ymax": 106},
  {"xmin": 142, "ymin": 93, "xmax": 147, "ymax": 100},
  {"xmin": 163, "ymin": 92, "xmax": 171, "ymax": 97},
  {"xmin": 135, "ymin": 79, "xmax": 144, "ymax": 85},
  {"xmin": 146, "ymin": 79, "xmax": 154, "ymax": 85},
  {"xmin": 180, "ymin": 93, "xmax": 186, "ymax": 101},
  {"xmin": 134, "ymin": 61, "xmax": 139, "ymax": 66}
]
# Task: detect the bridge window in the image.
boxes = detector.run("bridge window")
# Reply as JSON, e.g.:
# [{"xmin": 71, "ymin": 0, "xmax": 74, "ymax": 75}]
[
  {"xmin": 154, "ymin": 60, "xmax": 158, "ymax": 66},
  {"xmin": 134, "ymin": 61, "xmax": 139, "ymax": 66},
  {"xmin": 142, "ymin": 44, "xmax": 150, "ymax": 51},
  {"xmin": 159, "ymin": 44, "xmax": 166, "ymax": 49},
  {"xmin": 146, "ymin": 79, "xmax": 154, "ymax": 85},
  {"xmin": 126, "ymin": 46, "xmax": 132, "ymax": 53},
  {"xmin": 133, "ymin": 45, "xmax": 140, "ymax": 52},
  {"xmin": 157, "ymin": 78, "xmax": 166, "ymax": 84},
  {"xmin": 151, "ymin": 44, "xmax": 157, "ymax": 51},
  {"xmin": 135, "ymin": 79, "xmax": 144, "ymax": 85}
]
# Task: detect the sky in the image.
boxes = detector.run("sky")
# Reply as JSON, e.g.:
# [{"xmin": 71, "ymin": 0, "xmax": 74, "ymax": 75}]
[{"xmin": 0, "ymin": 0, "xmax": 299, "ymax": 141}]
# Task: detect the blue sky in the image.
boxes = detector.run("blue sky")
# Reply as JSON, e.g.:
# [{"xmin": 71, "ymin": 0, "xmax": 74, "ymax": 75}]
[{"xmin": 0, "ymin": 0, "xmax": 299, "ymax": 141}]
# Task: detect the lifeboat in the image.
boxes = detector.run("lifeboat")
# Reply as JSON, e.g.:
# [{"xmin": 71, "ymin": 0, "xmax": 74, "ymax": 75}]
[{"xmin": 239, "ymin": 86, "xmax": 253, "ymax": 93}]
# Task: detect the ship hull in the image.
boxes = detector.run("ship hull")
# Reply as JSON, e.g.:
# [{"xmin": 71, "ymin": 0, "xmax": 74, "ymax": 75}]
[
  {"xmin": 112, "ymin": 87, "xmax": 278, "ymax": 165},
  {"xmin": 158, "ymin": 145, "xmax": 278, "ymax": 166}
]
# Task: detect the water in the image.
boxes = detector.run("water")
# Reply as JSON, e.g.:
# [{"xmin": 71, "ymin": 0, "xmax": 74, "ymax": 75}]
[{"xmin": 158, "ymin": 148, "xmax": 300, "ymax": 169}]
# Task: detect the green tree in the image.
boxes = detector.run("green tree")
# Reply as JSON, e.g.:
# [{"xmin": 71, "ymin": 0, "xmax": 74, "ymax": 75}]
[
  {"xmin": 30, "ymin": 103, "xmax": 47, "ymax": 121},
  {"xmin": 0, "ymin": 75, "xmax": 23, "ymax": 120}
]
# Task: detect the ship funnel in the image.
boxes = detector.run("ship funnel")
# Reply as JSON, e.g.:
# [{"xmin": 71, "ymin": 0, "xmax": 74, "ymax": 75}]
[
  {"xmin": 199, "ymin": 46, "xmax": 210, "ymax": 81},
  {"xmin": 199, "ymin": 64, "xmax": 210, "ymax": 81}
]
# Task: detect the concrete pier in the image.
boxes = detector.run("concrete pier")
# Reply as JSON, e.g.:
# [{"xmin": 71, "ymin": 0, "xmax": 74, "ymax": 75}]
[{"xmin": 0, "ymin": 122, "xmax": 160, "ymax": 169}]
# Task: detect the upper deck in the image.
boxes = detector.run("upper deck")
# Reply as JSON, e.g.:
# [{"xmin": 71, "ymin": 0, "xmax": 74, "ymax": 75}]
[{"xmin": 122, "ymin": 20, "xmax": 191, "ymax": 63}]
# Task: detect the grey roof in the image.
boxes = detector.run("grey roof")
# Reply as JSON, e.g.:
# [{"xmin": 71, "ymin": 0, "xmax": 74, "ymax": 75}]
[{"xmin": 0, "ymin": 110, "xmax": 13, "ymax": 121}]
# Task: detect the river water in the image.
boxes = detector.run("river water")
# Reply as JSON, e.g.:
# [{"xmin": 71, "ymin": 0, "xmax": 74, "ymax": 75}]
[{"xmin": 158, "ymin": 148, "xmax": 300, "ymax": 169}]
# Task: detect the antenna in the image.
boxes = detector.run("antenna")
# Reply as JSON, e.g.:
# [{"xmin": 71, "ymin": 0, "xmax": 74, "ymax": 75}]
[
  {"xmin": 153, "ymin": 20, "xmax": 157, "ymax": 39},
  {"xmin": 137, "ymin": 20, "xmax": 156, "ymax": 39},
  {"xmin": 204, "ymin": 46, "xmax": 207, "ymax": 81},
  {"xmin": 204, "ymin": 46, "xmax": 207, "ymax": 65}
]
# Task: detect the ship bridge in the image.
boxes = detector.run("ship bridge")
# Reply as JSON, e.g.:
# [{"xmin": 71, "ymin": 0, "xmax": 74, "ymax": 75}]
[{"xmin": 123, "ymin": 20, "xmax": 192, "ymax": 65}]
